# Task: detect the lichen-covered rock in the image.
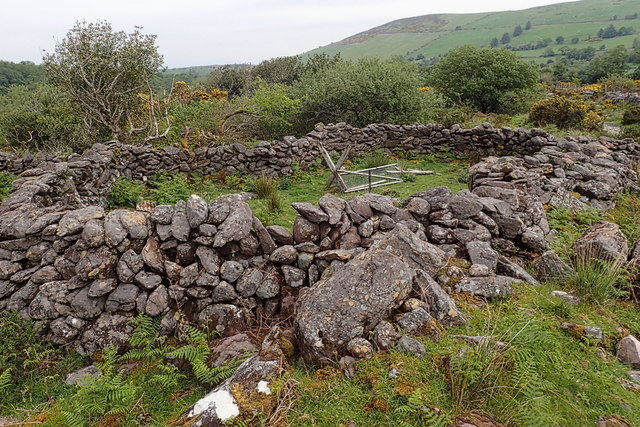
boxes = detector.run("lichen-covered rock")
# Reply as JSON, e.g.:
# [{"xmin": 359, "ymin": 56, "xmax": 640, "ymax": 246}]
[
  {"xmin": 455, "ymin": 276, "xmax": 519, "ymax": 299},
  {"xmin": 617, "ymin": 335, "xmax": 640, "ymax": 368},
  {"xmin": 294, "ymin": 249, "xmax": 412, "ymax": 365},
  {"xmin": 466, "ymin": 240, "xmax": 498, "ymax": 272},
  {"xmin": 75, "ymin": 246, "xmax": 118, "ymax": 280},
  {"xmin": 533, "ymin": 250, "xmax": 574, "ymax": 281},
  {"xmin": 373, "ymin": 320, "xmax": 401, "ymax": 350},
  {"xmin": 413, "ymin": 270, "xmax": 465, "ymax": 326},
  {"xmin": 318, "ymin": 193, "xmax": 346, "ymax": 225},
  {"xmin": 573, "ymin": 221, "xmax": 629, "ymax": 263},
  {"xmin": 370, "ymin": 223, "xmax": 445, "ymax": 275},
  {"xmin": 146, "ymin": 285, "xmax": 169, "ymax": 317},
  {"xmin": 175, "ymin": 326, "xmax": 288, "ymax": 426},
  {"xmin": 58, "ymin": 206, "xmax": 104, "ymax": 237},
  {"xmin": 270, "ymin": 245, "xmax": 297, "ymax": 265},
  {"xmin": 347, "ymin": 337, "xmax": 374, "ymax": 359},
  {"xmin": 292, "ymin": 216, "xmax": 320, "ymax": 244},
  {"xmin": 186, "ymin": 194, "xmax": 208, "ymax": 228},
  {"xmin": 291, "ymin": 202, "xmax": 329, "ymax": 223},
  {"xmin": 213, "ymin": 201, "xmax": 253, "ymax": 248},
  {"xmin": 396, "ymin": 335, "xmax": 426, "ymax": 358},
  {"xmin": 77, "ymin": 313, "xmax": 134, "ymax": 355}
]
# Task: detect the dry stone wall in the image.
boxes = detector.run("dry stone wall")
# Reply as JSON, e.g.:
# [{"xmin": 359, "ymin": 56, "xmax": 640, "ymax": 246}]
[{"xmin": 0, "ymin": 123, "xmax": 637, "ymax": 355}]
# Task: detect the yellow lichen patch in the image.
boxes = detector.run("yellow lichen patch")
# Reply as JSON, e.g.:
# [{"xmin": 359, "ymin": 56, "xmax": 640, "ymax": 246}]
[
  {"xmin": 230, "ymin": 380, "xmax": 278, "ymax": 422},
  {"xmin": 313, "ymin": 367, "xmax": 341, "ymax": 382}
]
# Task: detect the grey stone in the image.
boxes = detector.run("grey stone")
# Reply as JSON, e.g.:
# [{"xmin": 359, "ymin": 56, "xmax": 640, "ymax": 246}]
[
  {"xmin": 186, "ymin": 194, "xmax": 208, "ymax": 228},
  {"xmin": 270, "ymin": 245, "xmax": 297, "ymax": 265},
  {"xmin": 171, "ymin": 201, "xmax": 190, "ymax": 242},
  {"xmin": 88, "ymin": 278, "xmax": 118, "ymax": 297},
  {"xmin": 58, "ymin": 206, "xmax": 104, "ymax": 237},
  {"xmin": 212, "ymin": 281, "xmax": 238, "ymax": 302},
  {"xmin": 196, "ymin": 246, "xmax": 221, "ymax": 275},
  {"xmin": 618, "ymin": 335, "xmax": 640, "ymax": 368},
  {"xmin": 119, "ymin": 211, "xmax": 148, "ymax": 240},
  {"xmin": 347, "ymin": 337, "xmax": 374, "ymax": 359},
  {"xmin": 220, "ymin": 261, "xmax": 244, "ymax": 283},
  {"xmin": 213, "ymin": 201, "xmax": 253, "ymax": 248},
  {"xmin": 396, "ymin": 335, "xmax": 426, "ymax": 358},
  {"xmin": 573, "ymin": 221, "xmax": 629, "ymax": 263},
  {"xmin": 104, "ymin": 210, "xmax": 127, "ymax": 247},
  {"xmin": 71, "ymin": 288, "xmax": 105, "ymax": 319},
  {"xmin": 449, "ymin": 192, "xmax": 483, "ymax": 219},
  {"xmin": 319, "ymin": 193, "xmax": 346, "ymax": 225},
  {"xmin": 455, "ymin": 275, "xmax": 519, "ymax": 299},
  {"xmin": 207, "ymin": 202, "xmax": 230, "ymax": 225},
  {"xmin": 65, "ymin": 365, "xmax": 102, "ymax": 386},
  {"xmin": 105, "ymin": 283, "xmax": 139, "ymax": 312},
  {"xmin": 236, "ymin": 269, "xmax": 263, "ymax": 297},
  {"xmin": 294, "ymin": 249, "xmax": 412, "ymax": 365},
  {"xmin": 496, "ymin": 256, "xmax": 539, "ymax": 286},
  {"xmin": 252, "ymin": 216, "xmax": 277, "ymax": 255},
  {"xmin": 395, "ymin": 308, "xmax": 439, "ymax": 341},
  {"xmin": 293, "ymin": 215, "xmax": 320, "ymax": 244},
  {"xmin": 406, "ymin": 197, "xmax": 431, "ymax": 221},
  {"xmin": 150, "ymin": 204, "xmax": 173, "ymax": 225},
  {"xmin": 551, "ymin": 290, "xmax": 580, "ymax": 305},
  {"xmin": 210, "ymin": 333, "xmax": 256, "ymax": 368},
  {"xmin": 373, "ymin": 320, "xmax": 401, "ymax": 350},
  {"xmin": 292, "ymin": 202, "xmax": 329, "ymax": 223},
  {"xmin": 282, "ymin": 265, "xmax": 305, "ymax": 288},
  {"xmin": 75, "ymin": 246, "xmax": 118, "ymax": 280},
  {"xmin": 146, "ymin": 285, "xmax": 169, "ymax": 317},
  {"xmin": 256, "ymin": 275, "xmax": 280, "ymax": 300},
  {"xmin": 371, "ymin": 223, "xmax": 445, "ymax": 276},
  {"xmin": 466, "ymin": 240, "xmax": 498, "ymax": 271},
  {"xmin": 82, "ymin": 219, "xmax": 105, "ymax": 248},
  {"xmin": 78, "ymin": 313, "xmax": 134, "ymax": 355},
  {"xmin": 266, "ymin": 225, "xmax": 293, "ymax": 245},
  {"xmin": 533, "ymin": 251, "xmax": 574, "ymax": 281},
  {"xmin": 134, "ymin": 271, "xmax": 162, "ymax": 290},
  {"xmin": 197, "ymin": 304, "xmax": 249, "ymax": 337},
  {"xmin": 179, "ymin": 263, "xmax": 200, "ymax": 287}
]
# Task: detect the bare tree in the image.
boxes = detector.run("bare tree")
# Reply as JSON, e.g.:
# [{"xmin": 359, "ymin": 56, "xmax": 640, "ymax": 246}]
[{"xmin": 43, "ymin": 20, "xmax": 164, "ymax": 140}]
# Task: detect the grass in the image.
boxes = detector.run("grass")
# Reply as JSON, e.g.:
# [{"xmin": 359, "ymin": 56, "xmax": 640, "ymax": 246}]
[
  {"xmin": 304, "ymin": 0, "xmax": 640, "ymax": 64},
  {"xmin": 286, "ymin": 281, "xmax": 640, "ymax": 426},
  {"xmin": 106, "ymin": 152, "xmax": 469, "ymax": 228}
]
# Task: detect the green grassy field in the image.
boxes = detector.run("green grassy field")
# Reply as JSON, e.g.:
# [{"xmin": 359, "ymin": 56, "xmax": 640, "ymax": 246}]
[{"xmin": 303, "ymin": 0, "xmax": 640, "ymax": 63}]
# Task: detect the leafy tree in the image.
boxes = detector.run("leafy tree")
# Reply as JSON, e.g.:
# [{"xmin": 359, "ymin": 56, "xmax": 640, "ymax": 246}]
[
  {"xmin": 599, "ymin": 24, "xmax": 619, "ymax": 39},
  {"xmin": 571, "ymin": 36, "xmax": 580, "ymax": 44},
  {"xmin": 501, "ymin": 32, "xmax": 511, "ymax": 44},
  {"xmin": 252, "ymin": 56, "xmax": 301, "ymax": 86},
  {"xmin": 429, "ymin": 45, "xmax": 539, "ymax": 112},
  {"xmin": 302, "ymin": 53, "xmax": 343, "ymax": 76},
  {"xmin": 513, "ymin": 25, "xmax": 523, "ymax": 37},
  {"xmin": 582, "ymin": 45, "xmax": 629, "ymax": 83},
  {"xmin": 293, "ymin": 57, "xmax": 424, "ymax": 127},
  {"xmin": 250, "ymin": 80, "xmax": 300, "ymax": 139},
  {"xmin": 525, "ymin": 21, "xmax": 532, "ymax": 30},
  {"xmin": 204, "ymin": 65, "xmax": 253, "ymax": 98},
  {"xmin": 43, "ymin": 20, "xmax": 164, "ymax": 140},
  {"xmin": 0, "ymin": 83, "xmax": 86, "ymax": 151},
  {"xmin": 490, "ymin": 38, "xmax": 499, "ymax": 48},
  {"xmin": 0, "ymin": 61, "xmax": 45, "ymax": 94},
  {"xmin": 556, "ymin": 36, "xmax": 565, "ymax": 45}
]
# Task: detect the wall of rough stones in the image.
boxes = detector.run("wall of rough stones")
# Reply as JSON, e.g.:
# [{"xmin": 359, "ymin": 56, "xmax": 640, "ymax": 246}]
[{"xmin": 0, "ymin": 123, "xmax": 637, "ymax": 355}]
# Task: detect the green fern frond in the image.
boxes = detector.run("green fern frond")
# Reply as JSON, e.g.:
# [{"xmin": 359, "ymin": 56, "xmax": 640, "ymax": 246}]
[{"xmin": 0, "ymin": 368, "xmax": 11, "ymax": 394}]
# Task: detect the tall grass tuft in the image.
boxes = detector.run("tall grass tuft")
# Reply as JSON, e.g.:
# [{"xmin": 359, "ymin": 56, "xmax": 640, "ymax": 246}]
[
  {"xmin": 362, "ymin": 149, "xmax": 391, "ymax": 169},
  {"xmin": 254, "ymin": 174, "xmax": 276, "ymax": 199},
  {"xmin": 570, "ymin": 243, "xmax": 629, "ymax": 302}
]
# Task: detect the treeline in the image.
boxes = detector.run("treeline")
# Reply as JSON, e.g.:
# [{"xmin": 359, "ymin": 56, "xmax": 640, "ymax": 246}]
[{"xmin": 0, "ymin": 61, "xmax": 45, "ymax": 94}]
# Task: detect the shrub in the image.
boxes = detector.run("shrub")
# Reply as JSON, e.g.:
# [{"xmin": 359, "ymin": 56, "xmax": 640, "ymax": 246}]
[
  {"xmin": 0, "ymin": 83, "xmax": 87, "ymax": 151},
  {"xmin": 148, "ymin": 172, "xmax": 194, "ymax": 205},
  {"xmin": 293, "ymin": 57, "xmax": 424, "ymax": 128},
  {"xmin": 0, "ymin": 173, "xmax": 15, "ymax": 202},
  {"xmin": 107, "ymin": 178, "xmax": 146, "ymax": 209},
  {"xmin": 251, "ymin": 80, "xmax": 300, "ymax": 139},
  {"xmin": 622, "ymin": 105, "xmax": 640, "ymax": 125},
  {"xmin": 429, "ymin": 45, "xmax": 539, "ymax": 112},
  {"xmin": 529, "ymin": 95, "xmax": 588, "ymax": 129}
]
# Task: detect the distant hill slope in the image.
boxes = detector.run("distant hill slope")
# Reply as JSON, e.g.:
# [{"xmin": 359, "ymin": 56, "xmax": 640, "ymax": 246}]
[{"xmin": 303, "ymin": 0, "xmax": 640, "ymax": 64}]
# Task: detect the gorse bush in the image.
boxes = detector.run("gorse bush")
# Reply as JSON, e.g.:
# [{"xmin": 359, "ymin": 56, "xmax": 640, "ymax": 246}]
[{"xmin": 529, "ymin": 94, "xmax": 589, "ymax": 129}]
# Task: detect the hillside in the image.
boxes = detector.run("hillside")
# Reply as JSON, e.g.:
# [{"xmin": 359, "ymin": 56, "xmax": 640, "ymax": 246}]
[{"xmin": 304, "ymin": 0, "xmax": 640, "ymax": 64}]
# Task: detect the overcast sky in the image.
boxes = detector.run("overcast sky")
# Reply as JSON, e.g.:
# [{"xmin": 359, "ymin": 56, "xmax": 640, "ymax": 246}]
[{"xmin": 2, "ymin": 0, "xmax": 572, "ymax": 68}]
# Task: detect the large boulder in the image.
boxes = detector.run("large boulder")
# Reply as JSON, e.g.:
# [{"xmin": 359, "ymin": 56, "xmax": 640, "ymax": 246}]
[
  {"xmin": 370, "ymin": 223, "xmax": 445, "ymax": 275},
  {"xmin": 573, "ymin": 221, "xmax": 628, "ymax": 263},
  {"xmin": 532, "ymin": 250, "xmax": 574, "ymax": 281},
  {"xmin": 294, "ymin": 249, "xmax": 413, "ymax": 365}
]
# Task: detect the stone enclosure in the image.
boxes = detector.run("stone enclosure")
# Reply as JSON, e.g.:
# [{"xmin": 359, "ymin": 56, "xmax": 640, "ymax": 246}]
[{"xmin": 0, "ymin": 121, "xmax": 637, "ymax": 362}]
